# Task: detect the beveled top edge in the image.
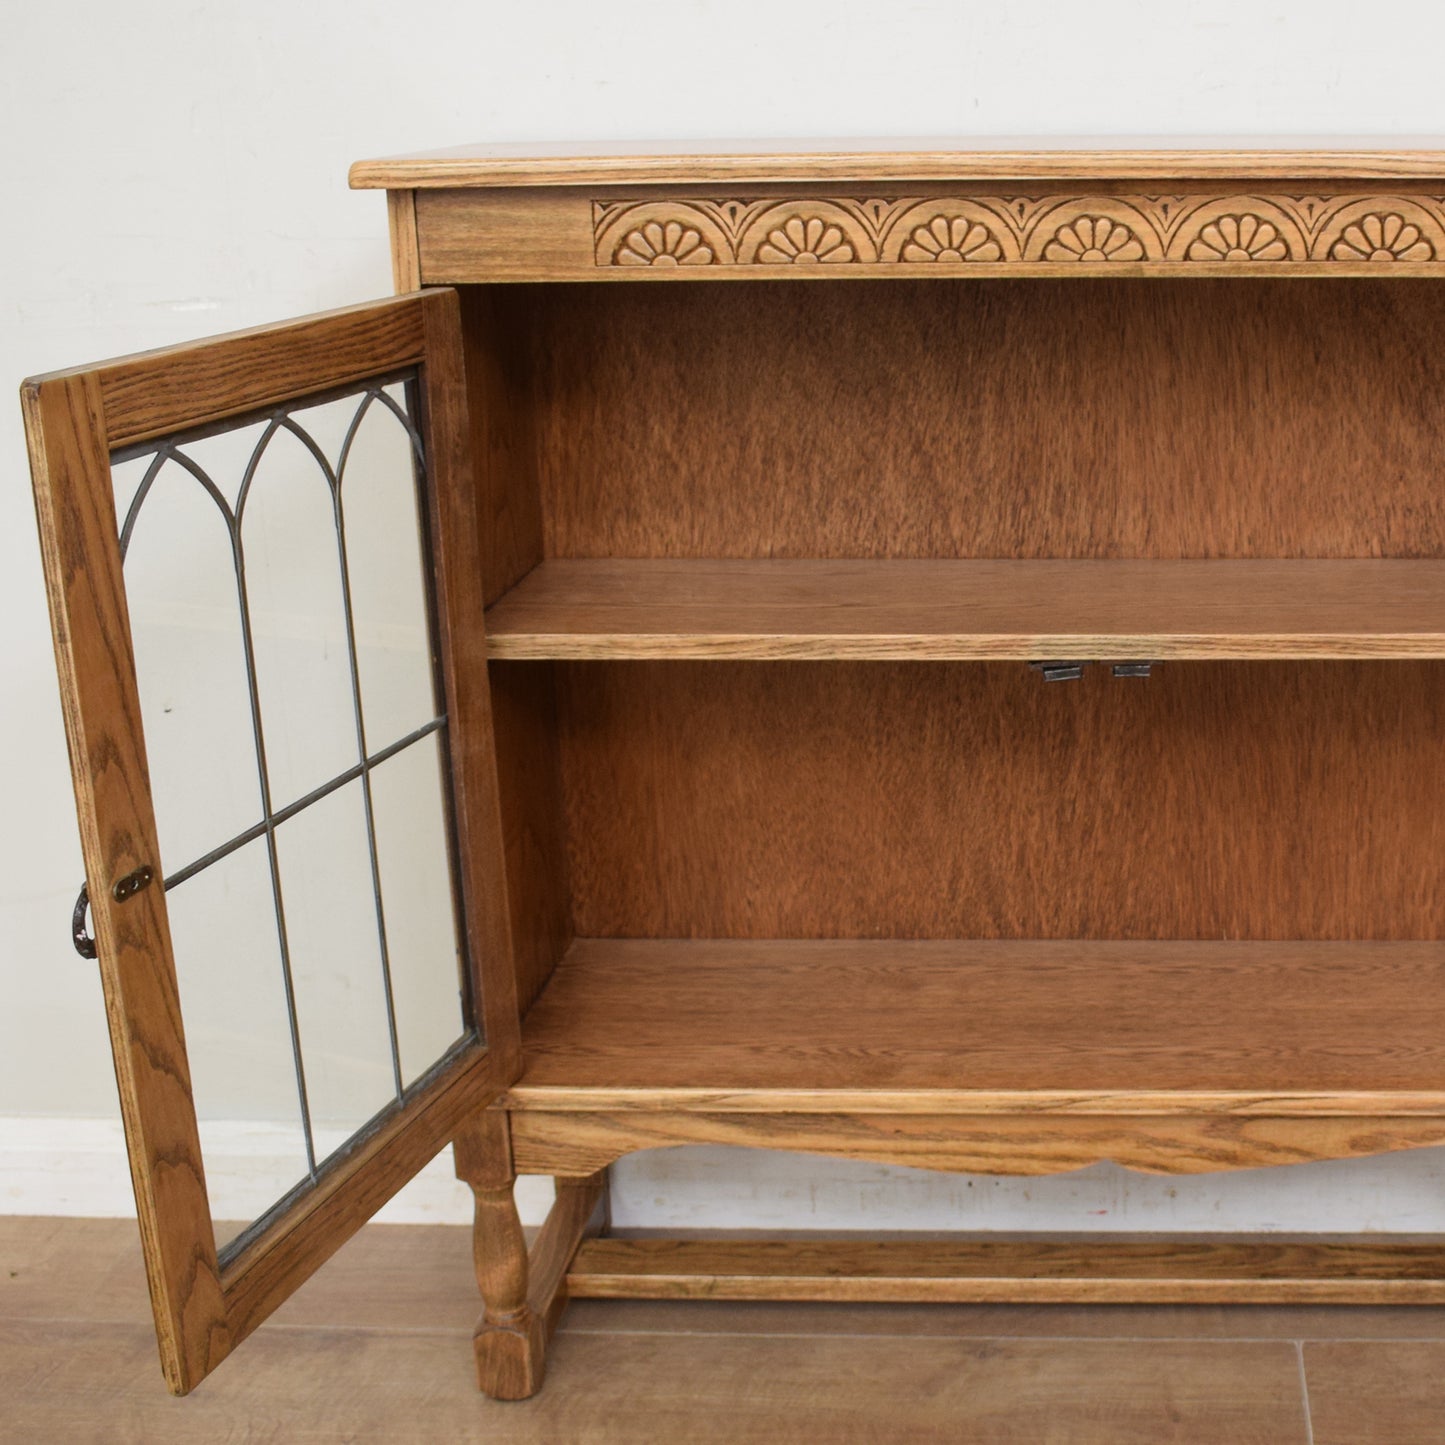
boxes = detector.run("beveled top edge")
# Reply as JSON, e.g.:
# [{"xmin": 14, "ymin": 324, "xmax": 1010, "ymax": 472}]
[{"xmin": 349, "ymin": 136, "xmax": 1445, "ymax": 188}]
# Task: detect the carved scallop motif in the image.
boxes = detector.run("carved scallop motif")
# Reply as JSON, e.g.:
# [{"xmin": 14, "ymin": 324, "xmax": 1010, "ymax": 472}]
[
  {"xmin": 1331, "ymin": 212, "xmax": 1435, "ymax": 262},
  {"xmin": 878, "ymin": 200, "xmax": 1018, "ymax": 264},
  {"xmin": 1044, "ymin": 215, "xmax": 1145, "ymax": 262},
  {"xmin": 592, "ymin": 193, "xmax": 1445, "ymax": 272},
  {"xmin": 1313, "ymin": 198, "xmax": 1445, "ymax": 264},
  {"xmin": 592, "ymin": 201, "xmax": 733, "ymax": 272},
  {"xmin": 1021, "ymin": 201, "xmax": 1162, "ymax": 263},
  {"xmin": 755, "ymin": 215, "xmax": 856, "ymax": 264},
  {"xmin": 901, "ymin": 216, "xmax": 1004, "ymax": 263},
  {"xmin": 735, "ymin": 201, "xmax": 874, "ymax": 265},
  {"xmin": 614, "ymin": 220, "xmax": 714, "ymax": 267},
  {"xmin": 1168, "ymin": 199, "xmax": 1307, "ymax": 263},
  {"xmin": 1187, "ymin": 214, "xmax": 1290, "ymax": 262}
]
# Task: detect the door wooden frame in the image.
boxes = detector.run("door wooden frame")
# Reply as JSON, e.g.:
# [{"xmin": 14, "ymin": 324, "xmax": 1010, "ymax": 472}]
[{"xmin": 21, "ymin": 290, "xmax": 518, "ymax": 1393}]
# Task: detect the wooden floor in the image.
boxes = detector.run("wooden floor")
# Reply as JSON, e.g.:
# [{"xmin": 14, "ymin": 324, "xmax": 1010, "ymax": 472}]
[{"xmin": 5, "ymin": 1217, "xmax": 1445, "ymax": 1442}]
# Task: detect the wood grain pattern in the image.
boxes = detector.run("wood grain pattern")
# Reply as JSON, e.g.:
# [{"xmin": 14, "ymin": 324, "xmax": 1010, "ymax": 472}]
[
  {"xmin": 523, "ymin": 280, "xmax": 1445, "ymax": 562},
  {"xmin": 0, "ymin": 1317, "xmax": 1314, "ymax": 1444},
  {"xmin": 508, "ymin": 940, "xmax": 1445, "ymax": 1105},
  {"xmin": 485, "ymin": 558, "xmax": 1445, "ymax": 659},
  {"xmin": 413, "ymin": 187, "xmax": 1445, "ymax": 284},
  {"xmin": 28, "ymin": 298, "xmax": 429, "ymax": 451},
  {"xmin": 458, "ymin": 284, "xmax": 574, "ymax": 1015},
  {"xmin": 454, "ymin": 1112, "xmax": 544, "ymax": 1399},
  {"xmin": 349, "ymin": 138, "xmax": 1445, "ymax": 189},
  {"xmin": 21, "ymin": 291, "xmax": 515, "ymax": 1395},
  {"xmin": 527, "ymin": 1173, "xmax": 606, "ymax": 1341},
  {"xmin": 569, "ymin": 1237, "xmax": 1445, "ymax": 1305},
  {"xmin": 386, "ymin": 190, "xmax": 422, "ymax": 292},
  {"xmin": 21, "ymin": 372, "xmax": 229, "ymax": 1394},
  {"xmin": 418, "ymin": 289, "xmax": 522, "ymax": 1078},
  {"xmin": 558, "ymin": 661, "xmax": 1445, "ymax": 941},
  {"xmin": 452, "ymin": 1114, "xmax": 604, "ymax": 1399},
  {"xmin": 1304, "ymin": 1341, "xmax": 1445, "ymax": 1445},
  {"xmin": 511, "ymin": 1109, "xmax": 1445, "ymax": 1179}
]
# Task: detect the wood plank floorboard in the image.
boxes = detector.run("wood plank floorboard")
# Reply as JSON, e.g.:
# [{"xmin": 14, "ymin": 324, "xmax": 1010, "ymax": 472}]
[
  {"xmin": 564, "ymin": 1296, "xmax": 1445, "ymax": 1342},
  {"xmin": 1303, "ymin": 1341, "xmax": 1445, "ymax": 1445},
  {"xmin": 0, "ymin": 1318, "xmax": 1310, "ymax": 1444},
  {"xmin": 1, "ymin": 1218, "xmax": 1439, "ymax": 1441}
]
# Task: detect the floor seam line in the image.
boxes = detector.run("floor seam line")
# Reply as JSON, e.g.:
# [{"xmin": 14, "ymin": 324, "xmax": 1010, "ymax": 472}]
[
  {"xmin": 558, "ymin": 1327, "xmax": 1324, "ymax": 1344},
  {"xmin": 1296, "ymin": 1341, "xmax": 1317, "ymax": 1445}
]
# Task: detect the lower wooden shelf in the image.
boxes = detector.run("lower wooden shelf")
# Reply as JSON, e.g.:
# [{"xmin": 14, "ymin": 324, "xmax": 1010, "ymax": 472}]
[
  {"xmin": 510, "ymin": 938, "xmax": 1445, "ymax": 1110},
  {"xmin": 566, "ymin": 1236, "xmax": 1445, "ymax": 1305},
  {"xmin": 503, "ymin": 939, "xmax": 1445, "ymax": 1178}
]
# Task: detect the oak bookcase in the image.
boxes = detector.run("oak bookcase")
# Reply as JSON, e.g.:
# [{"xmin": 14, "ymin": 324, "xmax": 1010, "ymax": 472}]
[{"xmin": 25, "ymin": 141, "xmax": 1445, "ymax": 1401}]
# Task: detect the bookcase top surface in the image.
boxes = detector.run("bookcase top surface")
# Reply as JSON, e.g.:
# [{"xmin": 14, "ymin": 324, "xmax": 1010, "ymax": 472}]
[{"xmin": 350, "ymin": 136, "xmax": 1445, "ymax": 188}]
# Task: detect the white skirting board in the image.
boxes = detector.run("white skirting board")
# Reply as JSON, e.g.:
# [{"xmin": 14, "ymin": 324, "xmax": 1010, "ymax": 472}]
[
  {"xmin": 5, "ymin": 1118, "xmax": 1445, "ymax": 1233},
  {"xmin": 0, "ymin": 1118, "xmax": 553, "ymax": 1227}
]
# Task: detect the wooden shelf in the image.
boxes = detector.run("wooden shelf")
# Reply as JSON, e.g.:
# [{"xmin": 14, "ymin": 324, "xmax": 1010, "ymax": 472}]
[
  {"xmin": 484, "ymin": 559, "xmax": 1445, "ymax": 661},
  {"xmin": 508, "ymin": 939, "xmax": 1445, "ymax": 1113}
]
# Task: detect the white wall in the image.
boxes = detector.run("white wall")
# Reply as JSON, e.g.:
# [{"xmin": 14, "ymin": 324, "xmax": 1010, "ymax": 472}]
[{"xmin": 5, "ymin": 0, "xmax": 1445, "ymax": 1231}]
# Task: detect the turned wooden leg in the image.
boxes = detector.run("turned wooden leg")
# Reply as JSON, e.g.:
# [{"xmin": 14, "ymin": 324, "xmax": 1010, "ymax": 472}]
[
  {"xmin": 454, "ymin": 1110, "xmax": 547, "ymax": 1400},
  {"xmin": 454, "ymin": 1108, "xmax": 609, "ymax": 1400}
]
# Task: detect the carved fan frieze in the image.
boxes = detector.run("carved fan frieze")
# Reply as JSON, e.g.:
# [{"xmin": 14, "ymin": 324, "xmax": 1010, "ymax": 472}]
[{"xmin": 592, "ymin": 192, "xmax": 1445, "ymax": 269}]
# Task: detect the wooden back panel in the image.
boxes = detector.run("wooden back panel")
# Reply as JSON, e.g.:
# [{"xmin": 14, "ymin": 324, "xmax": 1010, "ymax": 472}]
[
  {"xmin": 467, "ymin": 277, "xmax": 1445, "ymax": 950},
  {"xmin": 559, "ymin": 660, "xmax": 1445, "ymax": 941},
  {"xmin": 508, "ymin": 278, "xmax": 1445, "ymax": 563}
]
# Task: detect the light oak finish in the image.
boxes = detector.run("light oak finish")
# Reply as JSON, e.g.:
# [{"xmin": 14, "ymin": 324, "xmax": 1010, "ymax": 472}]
[
  {"xmin": 21, "ymin": 292, "xmax": 516, "ymax": 1395},
  {"xmin": 453, "ymin": 1112, "xmax": 605, "ymax": 1398},
  {"xmin": 511, "ymin": 1110, "xmax": 1445, "ymax": 1181},
  {"xmin": 504, "ymin": 940, "xmax": 1445, "ymax": 1182},
  {"xmin": 457, "ymin": 285, "xmax": 574, "ymax": 1017},
  {"xmin": 589, "ymin": 190, "xmax": 1445, "ymax": 272},
  {"xmin": 41, "ymin": 298, "xmax": 428, "ymax": 450},
  {"xmin": 527, "ymin": 1172, "xmax": 608, "ymax": 1341},
  {"xmin": 510, "ymin": 940, "xmax": 1445, "ymax": 1104},
  {"xmin": 407, "ymin": 185, "xmax": 1445, "ymax": 283},
  {"xmin": 569, "ymin": 1237, "xmax": 1445, "ymax": 1305},
  {"xmin": 486, "ymin": 558, "xmax": 1445, "ymax": 659},
  {"xmin": 350, "ymin": 137, "xmax": 1445, "ymax": 188},
  {"xmin": 31, "ymin": 144, "xmax": 1445, "ymax": 1404},
  {"xmin": 22, "ymin": 371, "xmax": 225, "ymax": 1393},
  {"xmin": 454, "ymin": 1112, "xmax": 544, "ymax": 1399},
  {"xmin": 386, "ymin": 189, "xmax": 422, "ymax": 291},
  {"xmin": 416, "ymin": 290, "xmax": 523, "ymax": 1079}
]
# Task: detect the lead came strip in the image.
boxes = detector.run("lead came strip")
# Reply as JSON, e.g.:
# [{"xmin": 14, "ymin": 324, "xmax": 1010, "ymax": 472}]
[{"xmin": 104, "ymin": 370, "xmax": 460, "ymax": 1188}]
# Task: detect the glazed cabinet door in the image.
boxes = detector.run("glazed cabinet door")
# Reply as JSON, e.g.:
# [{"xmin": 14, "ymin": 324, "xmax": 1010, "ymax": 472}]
[{"xmin": 21, "ymin": 291, "xmax": 519, "ymax": 1393}]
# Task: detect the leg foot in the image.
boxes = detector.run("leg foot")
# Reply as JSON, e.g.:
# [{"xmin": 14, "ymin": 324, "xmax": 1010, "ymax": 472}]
[
  {"xmin": 455, "ymin": 1112, "xmax": 548, "ymax": 1400},
  {"xmin": 473, "ymin": 1290, "xmax": 549, "ymax": 1400},
  {"xmin": 455, "ymin": 1112, "xmax": 610, "ymax": 1400}
]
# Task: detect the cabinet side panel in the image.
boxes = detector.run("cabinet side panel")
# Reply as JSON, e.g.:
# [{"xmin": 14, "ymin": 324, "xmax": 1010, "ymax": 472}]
[
  {"xmin": 461, "ymin": 287, "xmax": 572, "ymax": 1008},
  {"xmin": 490, "ymin": 661, "xmax": 572, "ymax": 1011},
  {"xmin": 525, "ymin": 278, "xmax": 1445, "ymax": 562},
  {"xmin": 559, "ymin": 660, "xmax": 1445, "ymax": 941}
]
